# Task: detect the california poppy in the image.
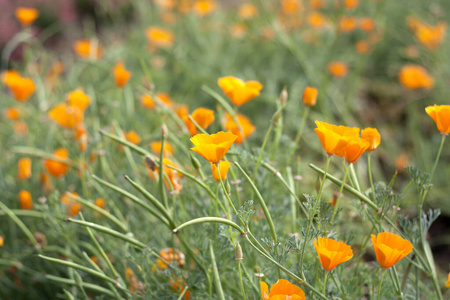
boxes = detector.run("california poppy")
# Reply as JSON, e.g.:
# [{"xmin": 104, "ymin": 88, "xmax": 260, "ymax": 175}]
[
  {"xmin": 359, "ymin": 18, "xmax": 375, "ymax": 32},
  {"xmin": 0, "ymin": 236, "xmax": 3, "ymax": 247},
  {"xmin": 170, "ymin": 275, "xmax": 190, "ymax": 300},
  {"xmin": 302, "ymin": 86, "xmax": 318, "ymax": 107},
  {"xmin": 145, "ymin": 27, "xmax": 174, "ymax": 48},
  {"xmin": 339, "ymin": 16, "xmax": 357, "ymax": 32},
  {"xmin": 155, "ymin": 248, "xmax": 185, "ymax": 270},
  {"xmin": 95, "ymin": 198, "xmax": 106, "ymax": 209},
  {"xmin": 425, "ymin": 104, "xmax": 450, "ymax": 135},
  {"xmin": 344, "ymin": 0, "xmax": 359, "ymax": 10},
  {"xmin": 398, "ymin": 65, "xmax": 434, "ymax": 90},
  {"xmin": 371, "ymin": 232, "xmax": 413, "ymax": 269},
  {"xmin": 218, "ymin": 76, "xmax": 263, "ymax": 106},
  {"xmin": 190, "ymin": 131, "xmax": 237, "ymax": 163},
  {"xmin": 48, "ymin": 103, "xmax": 83, "ymax": 129},
  {"xmin": 260, "ymin": 279, "xmax": 305, "ymax": 300},
  {"xmin": 211, "ymin": 161, "xmax": 231, "ymax": 181},
  {"xmin": 44, "ymin": 148, "xmax": 71, "ymax": 178},
  {"xmin": 150, "ymin": 141, "xmax": 174, "ymax": 156},
  {"xmin": 3, "ymin": 73, "xmax": 35, "ymax": 102},
  {"xmin": 408, "ymin": 17, "xmax": 446, "ymax": 50},
  {"xmin": 238, "ymin": 3, "xmax": 258, "ymax": 19},
  {"xmin": 18, "ymin": 157, "xmax": 32, "ymax": 180},
  {"xmin": 60, "ymin": 192, "xmax": 82, "ymax": 216},
  {"xmin": 361, "ymin": 128, "xmax": 381, "ymax": 151},
  {"xmin": 18, "ymin": 190, "xmax": 33, "ymax": 210},
  {"xmin": 445, "ymin": 272, "xmax": 450, "ymax": 288},
  {"xmin": 67, "ymin": 89, "xmax": 90, "ymax": 111},
  {"xmin": 280, "ymin": 0, "xmax": 302, "ymax": 15},
  {"xmin": 5, "ymin": 107, "xmax": 20, "ymax": 120},
  {"xmin": 314, "ymin": 121, "xmax": 358, "ymax": 155},
  {"xmin": 328, "ymin": 62, "xmax": 348, "ymax": 78},
  {"xmin": 113, "ymin": 62, "xmax": 131, "ymax": 88},
  {"xmin": 141, "ymin": 95, "xmax": 155, "ymax": 109},
  {"xmin": 224, "ymin": 113, "xmax": 255, "ymax": 144},
  {"xmin": 156, "ymin": 93, "xmax": 174, "ymax": 107},
  {"xmin": 125, "ymin": 131, "xmax": 141, "ymax": 145},
  {"xmin": 313, "ymin": 238, "xmax": 353, "ymax": 271},
  {"xmin": 307, "ymin": 12, "xmax": 327, "ymax": 29},
  {"xmin": 192, "ymin": 0, "xmax": 217, "ymax": 16},
  {"xmin": 73, "ymin": 39, "xmax": 102, "ymax": 59},
  {"xmin": 184, "ymin": 108, "xmax": 215, "ymax": 136},
  {"xmin": 147, "ymin": 158, "xmax": 183, "ymax": 193},
  {"xmin": 15, "ymin": 7, "xmax": 39, "ymax": 26},
  {"xmin": 336, "ymin": 137, "xmax": 370, "ymax": 163}
]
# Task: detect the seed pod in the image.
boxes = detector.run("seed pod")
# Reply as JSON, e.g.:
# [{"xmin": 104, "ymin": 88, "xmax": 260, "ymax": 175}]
[{"xmin": 235, "ymin": 242, "xmax": 243, "ymax": 261}]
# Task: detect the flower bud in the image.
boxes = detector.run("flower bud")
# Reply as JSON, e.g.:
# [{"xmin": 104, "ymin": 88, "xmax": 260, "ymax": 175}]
[
  {"xmin": 145, "ymin": 155, "xmax": 157, "ymax": 171},
  {"xmin": 271, "ymin": 110, "xmax": 282, "ymax": 124},
  {"xmin": 278, "ymin": 88, "xmax": 288, "ymax": 107},
  {"xmin": 235, "ymin": 242, "xmax": 243, "ymax": 261},
  {"xmin": 161, "ymin": 124, "xmax": 168, "ymax": 138},
  {"xmin": 302, "ymin": 86, "xmax": 318, "ymax": 107},
  {"xmin": 190, "ymin": 152, "xmax": 201, "ymax": 170}
]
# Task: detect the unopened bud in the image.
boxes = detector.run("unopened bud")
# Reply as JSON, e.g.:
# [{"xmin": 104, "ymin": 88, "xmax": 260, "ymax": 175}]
[
  {"xmin": 225, "ymin": 180, "xmax": 231, "ymax": 196},
  {"xmin": 235, "ymin": 242, "xmax": 243, "ymax": 261},
  {"xmin": 271, "ymin": 110, "xmax": 282, "ymax": 124},
  {"xmin": 161, "ymin": 124, "xmax": 168, "ymax": 138},
  {"xmin": 145, "ymin": 155, "xmax": 157, "ymax": 171},
  {"xmin": 278, "ymin": 88, "xmax": 288, "ymax": 107},
  {"xmin": 190, "ymin": 153, "xmax": 201, "ymax": 170}
]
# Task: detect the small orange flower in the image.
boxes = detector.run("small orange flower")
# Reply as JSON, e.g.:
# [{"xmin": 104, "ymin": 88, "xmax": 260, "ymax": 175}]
[
  {"xmin": 230, "ymin": 23, "xmax": 248, "ymax": 39},
  {"xmin": 445, "ymin": 272, "xmax": 450, "ymax": 288},
  {"xmin": 356, "ymin": 40, "xmax": 369, "ymax": 54},
  {"xmin": 146, "ymin": 27, "xmax": 174, "ymax": 48},
  {"xmin": 95, "ymin": 198, "xmax": 105, "ymax": 209},
  {"xmin": 224, "ymin": 113, "xmax": 255, "ymax": 144},
  {"xmin": 309, "ymin": 0, "xmax": 325, "ymax": 9},
  {"xmin": 170, "ymin": 275, "xmax": 190, "ymax": 300},
  {"xmin": 399, "ymin": 65, "xmax": 434, "ymax": 90},
  {"xmin": 44, "ymin": 148, "xmax": 71, "ymax": 178},
  {"xmin": 218, "ymin": 76, "xmax": 263, "ymax": 106},
  {"xmin": 313, "ymin": 238, "xmax": 353, "ymax": 271},
  {"xmin": 141, "ymin": 95, "xmax": 155, "ymax": 109},
  {"xmin": 155, "ymin": 248, "xmax": 185, "ymax": 270},
  {"xmin": 73, "ymin": 39, "xmax": 102, "ymax": 59},
  {"xmin": 15, "ymin": 7, "xmax": 39, "ymax": 26},
  {"xmin": 147, "ymin": 158, "xmax": 183, "ymax": 193},
  {"xmin": 67, "ymin": 89, "xmax": 90, "ymax": 111},
  {"xmin": 75, "ymin": 124, "xmax": 89, "ymax": 152},
  {"xmin": 183, "ymin": 107, "xmax": 215, "ymax": 136},
  {"xmin": 361, "ymin": 128, "xmax": 381, "ymax": 151},
  {"xmin": 336, "ymin": 136, "xmax": 370, "ymax": 163},
  {"xmin": 0, "ymin": 236, "xmax": 3, "ymax": 247},
  {"xmin": 192, "ymin": 0, "xmax": 217, "ymax": 16},
  {"xmin": 408, "ymin": 17, "xmax": 447, "ymax": 50},
  {"xmin": 239, "ymin": 3, "xmax": 258, "ymax": 19},
  {"xmin": 18, "ymin": 157, "xmax": 32, "ymax": 180},
  {"xmin": 395, "ymin": 154, "xmax": 409, "ymax": 171},
  {"xmin": 13, "ymin": 121, "xmax": 28, "ymax": 135},
  {"xmin": 48, "ymin": 103, "xmax": 83, "ymax": 129},
  {"xmin": 190, "ymin": 131, "xmax": 237, "ymax": 164},
  {"xmin": 328, "ymin": 62, "xmax": 348, "ymax": 78},
  {"xmin": 3, "ymin": 73, "xmax": 35, "ymax": 102},
  {"xmin": 60, "ymin": 192, "xmax": 82, "ymax": 216},
  {"xmin": 314, "ymin": 121, "xmax": 358, "ymax": 155},
  {"xmin": 125, "ymin": 131, "xmax": 141, "ymax": 145},
  {"xmin": 339, "ymin": 16, "xmax": 357, "ymax": 32},
  {"xmin": 371, "ymin": 232, "xmax": 413, "ymax": 269},
  {"xmin": 175, "ymin": 105, "xmax": 189, "ymax": 118},
  {"xmin": 260, "ymin": 279, "xmax": 305, "ymax": 300},
  {"xmin": 39, "ymin": 172, "xmax": 54, "ymax": 193},
  {"xmin": 425, "ymin": 105, "xmax": 450, "ymax": 135},
  {"xmin": 344, "ymin": 0, "xmax": 359, "ymax": 10},
  {"xmin": 18, "ymin": 190, "xmax": 33, "ymax": 210},
  {"xmin": 150, "ymin": 141, "xmax": 174, "ymax": 156},
  {"xmin": 281, "ymin": 0, "xmax": 303, "ymax": 15},
  {"xmin": 156, "ymin": 93, "xmax": 174, "ymax": 107},
  {"xmin": 302, "ymin": 86, "xmax": 318, "ymax": 107},
  {"xmin": 125, "ymin": 268, "xmax": 145, "ymax": 294},
  {"xmin": 359, "ymin": 18, "xmax": 375, "ymax": 32},
  {"xmin": 307, "ymin": 12, "xmax": 327, "ymax": 29},
  {"xmin": 113, "ymin": 62, "xmax": 131, "ymax": 88},
  {"xmin": 4, "ymin": 107, "xmax": 20, "ymax": 120},
  {"xmin": 211, "ymin": 161, "xmax": 231, "ymax": 181}
]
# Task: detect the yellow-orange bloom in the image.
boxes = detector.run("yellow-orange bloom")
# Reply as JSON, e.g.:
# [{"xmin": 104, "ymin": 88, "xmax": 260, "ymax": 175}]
[
  {"xmin": 150, "ymin": 141, "xmax": 174, "ymax": 156},
  {"xmin": 307, "ymin": 12, "xmax": 327, "ymax": 29},
  {"xmin": 192, "ymin": 0, "xmax": 217, "ymax": 16},
  {"xmin": 125, "ymin": 130, "xmax": 141, "ymax": 145},
  {"xmin": 328, "ymin": 62, "xmax": 348, "ymax": 78},
  {"xmin": 313, "ymin": 238, "xmax": 353, "ymax": 271},
  {"xmin": 239, "ymin": 3, "xmax": 258, "ymax": 19},
  {"xmin": 141, "ymin": 95, "xmax": 155, "ymax": 109},
  {"xmin": 44, "ymin": 148, "xmax": 71, "ymax": 178},
  {"xmin": 3, "ymin": 73, "xmax": 35, "ymax": 102},
  {"xmin": 15, "ymin": 7, "xmax": 39, "ymax": 26},
  {"xmin": 5, "ymin": 107, "xmax": 20, "ymax": 120},
  {"xmin": 184, "ymin": 108, "xmax": 215, "ymax": 136},
  {"xmin": 361, "ymin": 128, "xmax": 381, "ymax": 151},
  {"xmin": 211, "ymin": 161, "xmax": 231, "ymax": 181},
  {"xmin": 18, "ymin": 190, "xmax": 33, "ymax": 210},
  {"xmin": 147, "ymin": 158, "xmax": 183, "ymax": 193},
  {"xmin": 155, "ymin": 248, "xmax": 185, "ymax": 270},
  {"xmin": 344, "ymin": 0, "xmax": 359, "ymax": 10},
  {"xmin": 339, "ymin": 16, "xmax": 357, "ymax": 32},
  {"xmin": 218, "ymin": 76, "xmax": 263, "ymax": 106},
  {"xmin": 302, "ymin": 86, "xmax": 318, "ymax": 107},
  {"xmin": 371, "ymin": 232, "xmax": 413, "ymax": 269},
  {"xmin": 146, "ymin": 27, "xmax": 174, "ymax": 48},
  {"xmin": 281, "ymin": 0, "xmax": 303, "ymax": 15},
  {"xmin": 408, "ymin": 17, "xmax": 446, "ymax": 50},
  {"xmin": 224, "ymin": 113, "xmax": 255, "ymax": 144},
  {"xmin": 314, "ymin": 121, "xmax": 358, "ymax": 155},
  {"xmin": 60, "ymin": 192, "xmax": 82, "ymax": 216},
  {"xmin": 359, "ymin": 18, "xmax": 375, "ymax": 32},
  {"xmin": 0, "ymin": 236, "xmax": 3, "ymax": 247},
  {"xmin": 425, "ymin": 105, "xmax": 450, "ymax": 135},
  {"xmin": 113, "ymin": 62, "xmax": 131, "ymax": 88},
  {"xmin": 73, "ymin": 39, "xmax": 102, "ymax": 59},
  {"xmin": 18, "ymin": 157, "xmax": 32, "ymax": 180},
  {"xmin": 48, "ymin": 103, "xmax": 83, "ymax": 129},
  {"xmin": 156, "ymin": 93, "xmax": 174, "ymax": 107},
  {"xmin": 336, "ymin": 137, "xmax": 370, "ymax": 163},
  {"xmin": 95, "ymin": 198, "xmax": 106, "ymax": 209},
  {"xmin": 261, "ymin": 279, "xmax": 305, "ymax": 300},
  {"xmin": 445, "ymin": 272, "xmax": 450, "ymax": 288},
  {"xmin": 190, "ymin": 131, "xmax": 237, "ymax": 163},
  {"xmin": 399, "ymin": 65, "xmax": 434, "ymax": 90},
  {"xmin": 67, "ymin": 89, "xmax": 90, "ymax": 111},
  {"xmin": 355, "ymin": 40, "xmax": 370, "ymax": 54}
]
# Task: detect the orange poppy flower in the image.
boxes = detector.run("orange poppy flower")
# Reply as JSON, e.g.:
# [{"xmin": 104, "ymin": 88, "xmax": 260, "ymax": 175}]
[
  {"xmin": 190, "ymin": 131, "xmax": 237, "ymax": 164},
  {"xmin": 211, "ymin": 160, "xmax": 231, "ymax": 181},
  {"xmin": 309, "ymin": 0, "xmax": 325, "ymax": 9},
  {"xmin": 361, "ymin": 128, "xmax": 381, "ymax": 151},
  {"xmin": 239, "ymin": 3, "xmax": 258, "ymax": 19},
  {"xmin": 328, "ymin": 62, "xmax": 348, "ymax": 78},
  {"xmin": 146, "ymin": 27, "xmax": 174, "ymax": 48},
  {"xmin": 192, "ymin": 0, "xmax": 217, "ymax": 16},
  {"xmin": 307, "ymin": 12, "xmax": 327, "ymax": 29},
  {"xmin": 48, "ymin": 103, "xmax": 83, "ymax": 129},
  {"xmin": 230, "ymin": 23, "xmax": 248, "ymax": 39},
  {"xmin": 339, "ymin": 16, "xmax": 357, "ymax": 32},
  {"xmin": 218, "ymin": 76, "xmax": 263, "ymax": 106},
  {"xmin": 156, "ymin": 93, "xmax": 174, "ymax": 107},
  {"xmin": 113, "ymin": 62, "xmax": 131, "ymax": 88},
  {"xmin": 4, "ymin": 107, "xmax": 20, "ymax": 120},
  {"xmin": 75, "ymin": 124, "xmax": 89, "ymax": 152},
  {"xmin": 13, "ymin": 121, "xmax": 28, "ymax": 135},
  {"xmin": 313, "ymin": 237, "xmax": 353, "ymax": 271},
  {"xmin": 170, "ymin": 275, "xmax": 190, "ymax": 300},
  {"xmin": 395, "ymin": 154, "xmax": 409, "ymax": 171},
  {"xmin": 3, "ymin": 73, "xmax": 35, "ymax": 102},
  {"xmin": 175, "ymin": 104, "xmax": 189, "ymax": 118},
  {"xmin": 44, "ymin": 148, "xmax": 71, "ymax": 178},
  {"xmin": 359, "ymin": 18, "xmax": 375, "ymax": 32},
  {"xmin": 125, "ymin": 268, "xmax": 145, "ymax": 294},
  {"xmin": 371, "ymin": 232, "xmax": 413, "ymax": 269},
  {"xmin": 15, "ymin": 7, "xmax": 39, "ymax": 26},
  {"xmin": 18, "ymin": 157, "xmax": 32, "ymax": 180},
  {"xmin": 344, "ymin": 0, "xmax": 359, "ymax": 10},
  {"xmin": 425, "ymin": 104, "xmax": 450, "ymax": 135},
  {"xmin": 67, "ymin": 89, "xmax": 90, "ymax": 111},
  {"xmin": 148, "ymin": 158, "xmax": 183, "ymax": 193},
  {"xmin": 314, "ymin": 121, "xmax": 358, "ymax": 155},
  {"xmin": 39, "ymin": 172, "xmax": 54, "ymax": 193},
  {"xmin": 125, "ymin": 131, "xmax": 141, "ymax": 145},
  {"xmin": 155, "ymin": 248, "xmax": 185, "ymax": 270},
  {"xmin": 73, "ymin": 39, "xmax": 102, "ymax": 59},
  {"xmin": 224, "ymin": 113, "xmax": 255, "ymax": 144},
  {"xmin": 398, "ymin": 65, "xmax": 434, "ymax": 90},
  {"xmin": 280, "ymin": 0, "xmax": 303, "ymax": 15},
  {"xmin": 445, "ymin": 272, "xmax": 450, "ymax": 288},
  {"xmin": 335, "ymin": 136, "xmax": 370, "ymax": 163},
  {"xmin": 18, "ymin": 190, "xmax": 33, "ymax": 210},
  {"xmin": 0, "ymin": 236, "xmax": 3, "ymax": 247},
  {"xmin": 261, "ymin": 279, "xmax": 305, "ymax": 300},
  {"xmin": 183, "ymin": 108, "xmax": 215, "ymax": 136},
  {"xmin": 355, "ymin": 40, "xmax": 370, "ymax": 54},
  {"xmin": 150, "ymin": 141, "xmax": 174, "ymax": 156},
  {"xmin": 408, "ymin": 17, "xmax": 447, "ymax": 50},
  {"xmin": 141, "ymin": 95, "xmax": 155, "ymax": 109},
  {"xmin": 302, "ymin": 86, "xmax": 318, "ymax": 107},
  {"xmin": 60, "ymin": 192, "xmax": 82, "ymax": 216},
  {"xmin": 95, "ymin": 198, "xmax": 106, "ymax": 209}
]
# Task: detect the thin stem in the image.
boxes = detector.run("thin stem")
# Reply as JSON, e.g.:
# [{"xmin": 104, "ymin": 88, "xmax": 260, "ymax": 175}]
[
  {"xmin": 209, "ymin": 243, "xmax": 225, "ymax": 300},
  {"xmin": 328, "ymin": 162, "xmax": 350, "ymax": 230},
  {"xmin": 252, "ymin": 122, "xmax": 274, "ymax": 182},
  {"xmin": 368, "ymin": 153, "xmax": 376, "ymax": 201},
  {"xmin": 159, "ymin": 128, "xmax": 169, "ymax": 209},
  {"xmin": 238, "ymin": 261, "xmax": 247, "ymax": 300},
  {"xmin": 378, "ymin": 269, "xmax": 386, "ymax": 300},
  {"xmin": 289, "ymin": 106, "xmax": 310, "ymax": 162},
  {"xmin": 429, "ymin": 134, "xmax": 446, "ymax": 182},
  {"xmin": 322, "ymin": 271, "xmax": 328, "ymax": 295}
]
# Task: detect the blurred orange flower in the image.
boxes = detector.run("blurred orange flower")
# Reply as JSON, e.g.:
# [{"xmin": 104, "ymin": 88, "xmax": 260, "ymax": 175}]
[
  {"xmin": 113, "ymin": 62, "xmax": 131, "ymax": 88},
  {"xmin": 445, "ymin": 273, "xmax": 450, "ymax": 288},
  {"xmin": 218, "ymin": 76, "xmax": 263, "ymax": 106},
  {"xmin": 314, "ymin": 121, "xmax": 358, "ymax": 155},
  {"xmin": 0, "ymin": 236, "xmax": 3, "ymax": 247},
  {"xmin": 184, "ymin": 107, "xmax": 215, "ymax": 136},
  {"xmin": 48, "ymin": 103, "xmax": 83, "ymax": 129},
  {"xmin": 359, "ymin": 17, "xmax": 375, "ymax": 32},
  {"xmin": 281, "ymin": 0, "xmax": 303, "ymax": 15},
  {"xmin": 44, "ymin": 148, "xmax": 71, "ymax": 178},
  {"xmin": 211, "ymin": 160, "xmax": 231, "ymax": 181},
  {"xmin": 95, "ymin": 198, "xmax": 106, "ymax": 209},
  {"xmin": 18, "ymin": 158, "xmax": 32, "ymax": 180},
  {"xmin": 224, "ymin": 113, "xmax": 255, "ymax": 144},
  {"xmin": 398, "ymin": 65, "xmax": 434, "ymax": 90},
  {"xmin": 150, "ymin": 141, "xmax": 174, "ymax": 156},
  {"xmin": 141, "ymin": 95, "xmax": 155, "ymax": 109},
  {"xmin": 192, "ymin": 0, "xmax": 217, "ymax": 16},
  {"xmin": 307, "ymin": 12, "xmax": 327, "ymax": 29},
  {"xmin": 239, "ymin": 3, "xmax": 258, "ymax": 19},
  {"xmin": 302, "ymin": 86, "xmax": 318, "ymax": 107},
  {"xmin": 371, "ymin": 232, "xmax": 413, "ymax": 269},
  {"xmin": 190, "ymin": 131, "xmax": 237, "ymax": 163},
  {"xmin": 2, "ymin": 71, "xmax": 35, "ymax": 102},
  {"xmin": 147, "ymin": 158, "xmax": 183, "ymax": 193},
  {"xmin": 18, "ymin": 190, "xmax": 33, "ymax": 210},
  {"xmin": 361, "ymin": 128, "xmax": 381, "ymax": 151},
  {"xmin": 313, "ymin": 237, "xmax": 353, "ymax": 271},
  {"xmin": 73, "ymin": 39, "xmax": 102, "ymax": 59},
  {"xmin": 39, "ymin": 172, "xmax": 54, "ymax": 193},
  {"xmin": 67, "ymin": 89, "xmax": 90, "ymax": 111},
  {"xmin": 13, "ymin": 121, "xmax": 28, "ymax": 135},
  {"xmin": 146, "ymin": 27, "xmax": 174, "ymax": 48},
  {"xmin": 125, "ymin": 130, "xmax": 141, "ymax": 145},
  {"xmin": 355, "ymin": 40, "xmax": 370, "ymax": 54},
  {"xmin": 309, "ymin": 0, "xmax": 325, "ymax": 9},
  {"xmin": 328, "ymin": 62, "xmax": 348, "ymax": 78},
  {"xmin": 344, "ymin": 0, "xmax": 359, "ymax": 10},
  {"xmin": 60, "ymin": 192, "xmax": 82, "ymax": 216},
  {"xmin": 408, "ymin": 17, "xmax": 446, "ymax": 50},
  {"xmin": 170, "ymin": 275, "xmax": 190, "ymax": 300},
  {"xmin": 230, "ymin": 23, "xmax": 248, "ymax": 39},
  {"xmin": 156, "ymin": 93, "xmax": 174, "ymax": 107},
  {"xmin": 155, "ymin": 248, "xmax": 185, "ymax": 270},
  {"xmin": 5, "ymin": 108, "xmax": 20, "ymax": 120},
  {"xmin": 425, "ymin": 105, "xmax": 450, "ymax": 135},
  {"xmin": 339, "ymin": 16, "xmax": 357, "ymax": 32},
  {"xmin": 15, "ymin": 7, "xmax": 39, "ymax": 26},
  {"xmin": 260, "ymin": 279, "xmax": 305, "ymax": 300}
]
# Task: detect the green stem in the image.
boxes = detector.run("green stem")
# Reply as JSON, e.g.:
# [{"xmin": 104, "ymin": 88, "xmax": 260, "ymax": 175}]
[
  {"xmin": 252, "ymin": 122, "xmax": 274, "ymax": 182},
  {"xmin": 159, "ymin": 127, "xmax": 169, "ymax": 209},
  {"xmin": 238, "ymin": 261, "xmax": 247, "ymax": 300},
  {"xmin": 368, "ymin": 153, "xmax": 376, "ymax": 201},
  {"xmin": 328, "ymin": 162, "xmax": 350, "ymax": 230},
  {"xmin": 209, "ymin": 242, "xmax": 225, "ymax": 300},
  {"xmin": 429, "ymin": 134, "xmax": 446, "ymax": 182},
  {"xmin": 378, "ymin": 269, "xmax": 386, "ymax": 300},
  {"xmin": 322, "ymin": 271, "xmax": 328, "ymax": 295},
  {"xmin": 289, "ymin": 107, "xmax": 310, "ymax": 162}
]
